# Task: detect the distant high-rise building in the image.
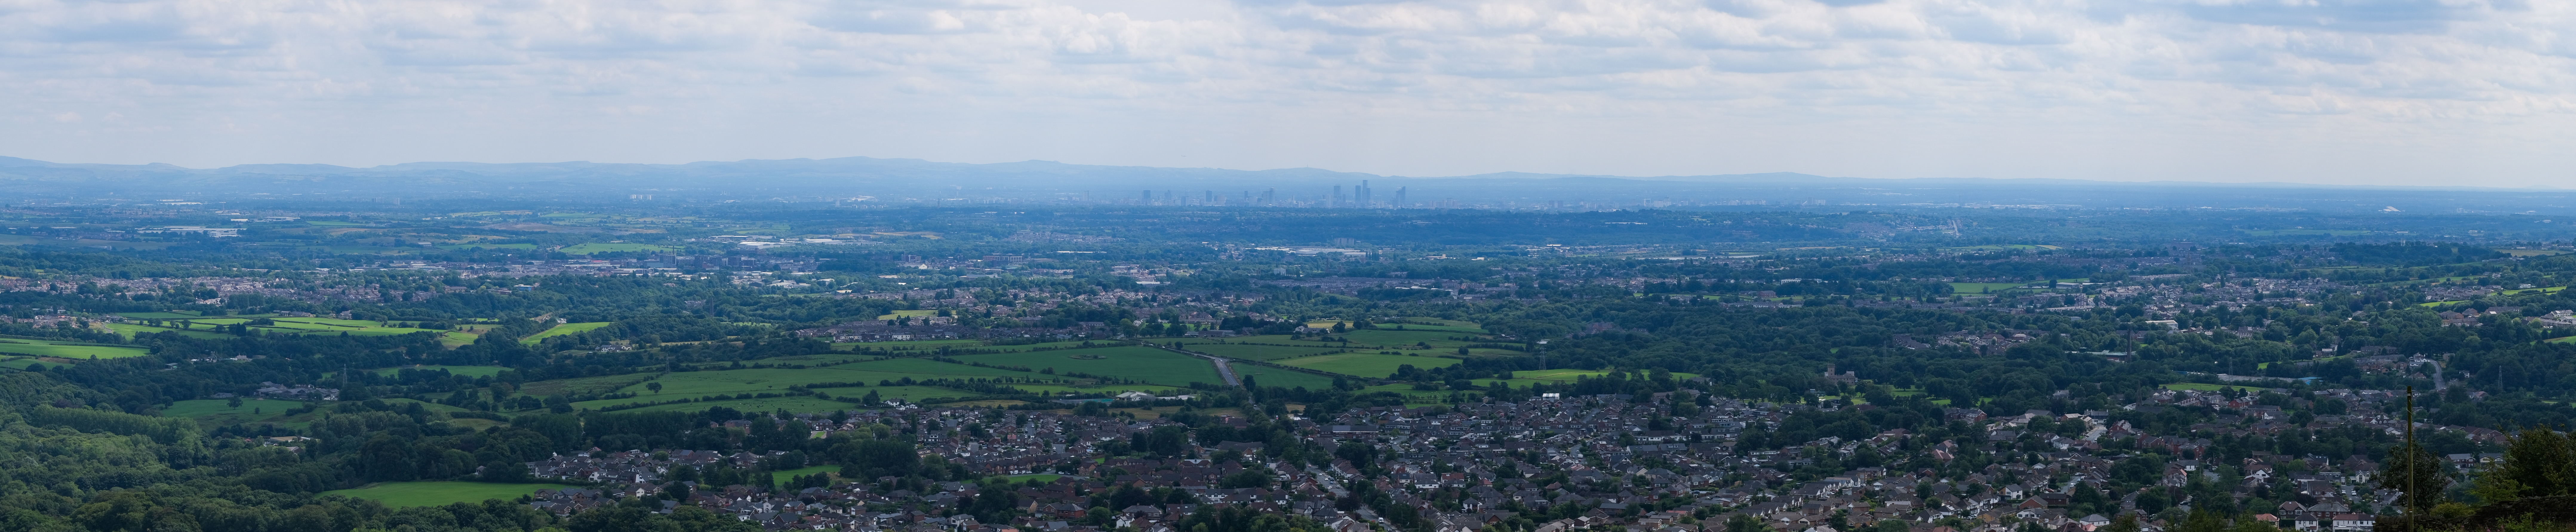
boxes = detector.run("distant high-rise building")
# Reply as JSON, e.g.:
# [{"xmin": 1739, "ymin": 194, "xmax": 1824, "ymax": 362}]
[
  {"xmin": 1333, "ymin": 185, "xmax": 1344, "ymax": 208},
  {"xmin": 1394, "ymin": 186, "xmax": 1406, "ymax": 208},
  {"xmin": 1141, "ymin": 190, "xmax": 1152, "ymax": 203},
  {"xmin": 1355, "ymin": 180, "xmax": 1371, "ymax": 208}
]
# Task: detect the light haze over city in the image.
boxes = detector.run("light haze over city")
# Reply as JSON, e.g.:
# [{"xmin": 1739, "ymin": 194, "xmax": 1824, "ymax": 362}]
[{"xmin": 4, "ymin": 0, "xmax": 2568, "ymax": 186}]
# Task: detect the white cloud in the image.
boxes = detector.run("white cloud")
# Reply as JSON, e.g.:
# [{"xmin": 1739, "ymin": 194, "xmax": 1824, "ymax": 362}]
[{"xmin": 0, "ymin": 0, "xmax": 2570, "ymax": 185}]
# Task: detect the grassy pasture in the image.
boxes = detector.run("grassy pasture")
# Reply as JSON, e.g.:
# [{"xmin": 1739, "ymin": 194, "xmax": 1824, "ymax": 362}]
[
  {"xmin": 0, "ymin": 358, "xmax": 61, "ymax": 371},
  {"xmin": 0, "ymin": 339, "xmax": 151, "ymax": 359},
  {"xmin": 769, "ymin": 465, "xmax": 838, "ymax": 485},
  {"xmin": 2502, "ymin": 286, "xmax": 2567, "ymax": 296},
  {"xmin": 875, "ymin": 310, "xmax": 940, "ymax": 319},
  {"xmin": 1178, "ymin": 343, "xmax": 1345, "ymax": 361},
  {"xmin": 1947, "ymin": 282, "xmax": 2027, "ymax": 294},
  {"xmin": 1339, "ymin": 329, "xmax": 1489, "ymax": 348},
  {"xmin": 161, "ymin": 398, "xmax": 311, "ymax": 424},
  {"xmin": 323, "ymin": 482, "xmax": 575, "ymax": 508},
  {"xmin": 519, "ymin": 373, "xmax": 659, "ymax": 397},
  {"xmin": 758, "ymin": 352, "xmax": 887, "ymax": 366},
  {"xmin": 1394, "ymin": 317, "xmax": 1482, "ymax": 328},
  {"xmin": 570, "ymin": 360, "xmax": 1043, "ymax": 409},
  {"xmin": 102, "ymin": 323, "xmax": 233, "ymax": 340},
  {"xmin": 116, "ymin": 311, "xmax": 206, "ymax": 319},
  {"xmin": 1278, "ymin": 353, "xmax": 1460, "ymax": 378},
  {"xmin": 1229, "ymin": 365, "xmax": 1341, "ymax": 390},
  {"xmin": 521, "ymin": 322, "xmax": 615, "ymax": 345},
  {"xmin": 949, "ymin": 347, "xmax": 1222, "ymax": 387}
]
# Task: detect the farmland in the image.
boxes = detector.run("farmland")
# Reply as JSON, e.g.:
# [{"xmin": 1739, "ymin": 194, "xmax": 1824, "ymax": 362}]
[
  {"xmin": 522, "ymin": 322, "xmax": 615, "ymax": 344},
  {"xmin": 948, "ymin": 347, "xmax": 1223, "ymax": 386},
  {"xmin": 322, "ymin": 482, "xmax": 575, "ymax": 508},
  {"xmin": 1227, "ymin": 365, "xmax": 1340, "ymax": 390},
  {"xmin": 1175, "ymin": 342, "xmax": 1345, "ymax": 361},
  {"xmin": 1277, "ymin": 352, "xmax": 1459, "ymax": 378},
  {"xmin": 160, "ymin": 398, "xmax": 312, "ymax": 425},
  {"xmin": 0, "ymin": 338, "xmax": 152, "ymax": 359}
]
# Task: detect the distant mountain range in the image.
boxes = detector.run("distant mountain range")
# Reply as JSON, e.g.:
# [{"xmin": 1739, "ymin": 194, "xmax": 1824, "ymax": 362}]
[{"xmin": 2, "ymin": 155, "xmax": 2568, "ymax": 213}]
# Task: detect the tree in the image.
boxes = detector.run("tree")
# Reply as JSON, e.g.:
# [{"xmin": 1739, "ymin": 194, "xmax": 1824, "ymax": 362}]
[
  {"xmin": 2099, "ymin": 514, "xmax": 2140, "ymax": 532},
  {"xmin": 2482, "ymin": 427, "xmax": 2576, "ymax": 501},
  {"xmin": 647, "ymin": 382, "xmax": 663, "ymax": 394},
  {"xmin": 1724, "ymin": 513, "xmax": 1771, "ymax": 532},
  {"xmin": 2379, "ymin": 439, "xmax": 2454, "ymax": 515}
]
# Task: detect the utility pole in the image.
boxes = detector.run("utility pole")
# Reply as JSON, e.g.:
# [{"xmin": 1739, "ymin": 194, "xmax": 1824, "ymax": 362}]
[{"xmin": 2404, "ymin": 384, "xmax": 2416, "ymax": 531}]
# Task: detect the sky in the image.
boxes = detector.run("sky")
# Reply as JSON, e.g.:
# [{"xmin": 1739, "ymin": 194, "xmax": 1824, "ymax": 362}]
[{"xmin": 2, "ymin": 0, "xmax": 2572, "ymax": 186}]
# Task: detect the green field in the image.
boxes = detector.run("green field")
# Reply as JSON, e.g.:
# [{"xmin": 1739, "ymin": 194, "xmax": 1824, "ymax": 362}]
[
  {"xmin": 1340, "ymin": 329, "xmax": 1492, "ymax": 348},
  {"xmin": 1947, "ymin": 282, "xmax": 2027, "ymax": 294},
  {"xmin": 115, "ymin": 311, "xmax": 206, "ymax": 319},
  {"xmin": 875, "ymin": 310, "xmax": 940, "ymax": 319},
  {"xmin": 0, "ymin": 358, "xmax": 60, "ymax": 371},
  {"xmin": 1230, "ymin": 365, "xmax": 1341, "ymax": 390},
  {"xmin": 108, "ymin": 317, "xmax": 452, "ymax": 341},
  {"xmin": 569, "ymin": 359, "xmax": 1051, "ymax": 410},
  {"xmin": 520, "ymin": 373, "xmax": 659, "ymax": 397},
  {"xmin": 825, "ymin": 358, "xmax": 1055, "ymax": 380},
  {"xmin": 262, "ymin": 318, "xmax": 450, "ymax": 337},
  {"xmin": 1394, "ymin": 317, "xmax": 1482, "ymax": 327},
  {"xmin": 2162, "ymin": 383, "xmax": 2238, "ymax": 392},
  {"xmin": 1179, "ymin": 343, "xmax": 1346, "ymax": 361},
  {"xmin": 160, "ymin": 398, "xmax": 312, "ymax": 424},
  {"xmin": 373, "ymin": 365, "xmax": 510, "ymax": 378},
  {"xmin": 100, "ymin": 321, "xmax": 237, "ymax": 338},
  {"xmin": 323, "ymin": 482, "xmax": 575, "ymax": 508},
  {"xmin": 561, "ymin": 243, "xmax": 680, "ymax": 254},
  {"xmin": 950, "ymin": 347, "xmax": 1223, "ymax": 387},
  {"xmin": 1278, "ymin": 353, "xmax": 1460, "ymax": 378},
  {"xmin": 0, "ymin": 339, "xmax": 152, "ymax": 359},
  {"xmin": 770, "ymin": 465, "xmax": 839, "ymax": 485},
  {"xmin": 522, "ymin": 322, "xmax": 614, "ymax": 345}
]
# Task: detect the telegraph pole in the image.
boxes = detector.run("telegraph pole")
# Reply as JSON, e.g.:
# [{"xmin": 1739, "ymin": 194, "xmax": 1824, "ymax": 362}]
[{"xmin": 2404, "ymin": 384, "xmax": 2416, "ymax": 531}]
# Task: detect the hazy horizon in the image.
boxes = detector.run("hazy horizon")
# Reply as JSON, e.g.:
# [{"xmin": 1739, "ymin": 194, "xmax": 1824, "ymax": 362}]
[{"xmin": 6, "ymin": 0, "xmax": 2571, "ymax": 187}]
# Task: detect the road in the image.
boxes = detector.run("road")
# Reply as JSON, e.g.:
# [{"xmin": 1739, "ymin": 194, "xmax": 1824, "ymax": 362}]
[{"xmin": 1141, "ymin": 341, "xmax": 1240, "ymax": 387}]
